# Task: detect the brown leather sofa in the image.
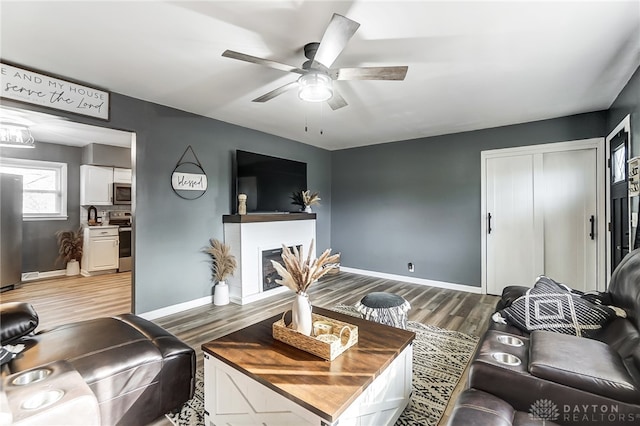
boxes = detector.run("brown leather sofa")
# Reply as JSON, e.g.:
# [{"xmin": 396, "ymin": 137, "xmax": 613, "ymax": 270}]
[
  {"xmin": 1, "ymin": 303, "xmax": 195, "ymax": 425},
  {"xmin": 449, "ymin": 249, "xmax": 640, "ymax": 426}
]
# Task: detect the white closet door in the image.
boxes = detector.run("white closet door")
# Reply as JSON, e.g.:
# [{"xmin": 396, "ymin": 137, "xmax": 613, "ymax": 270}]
[
  {"xmin": 486, "ymin": 155, "xmax": 538, "ymax": 295},
  {"xmin": 540, "ymin": 149, "xmax": 597, "ymax": 292},
  {"xmin": 485, "ymin": 147, "xmax": 598, "ymax": 296}
]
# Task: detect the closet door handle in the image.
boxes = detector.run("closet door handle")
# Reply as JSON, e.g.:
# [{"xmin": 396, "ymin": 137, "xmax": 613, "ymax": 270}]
[
  {"xmin": 487, "ymin": 213, "xmax": 493, "ymax": 234},
  {"xmin": 589, "ymin": 215, "xmax": 595, "ymax": 240}
]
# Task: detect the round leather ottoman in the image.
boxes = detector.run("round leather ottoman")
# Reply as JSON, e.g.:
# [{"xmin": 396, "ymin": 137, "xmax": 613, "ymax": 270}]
[{"xmin": 355, "ymin": 292, "xmax": 411, "ymax": 329}]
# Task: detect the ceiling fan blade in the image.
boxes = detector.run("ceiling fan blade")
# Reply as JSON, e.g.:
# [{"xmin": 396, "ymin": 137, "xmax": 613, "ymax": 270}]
[
  {"xmin": 330, "ymin": 66, "xmax": 408, "ymax": 81},
  {"xmin": 252, "ymin": 81, "xmax": 299, "ymax": 103},
  {"xmin": 222, "ymin": 50, "xmax": 306, "ymax": 75},
  {"xmin": 312, "ymin": 14, "xmax": 360, "ymax": 69},
  {"xmin": 327, "ymin": 90, "xmax": 348, "ymax": 110}
]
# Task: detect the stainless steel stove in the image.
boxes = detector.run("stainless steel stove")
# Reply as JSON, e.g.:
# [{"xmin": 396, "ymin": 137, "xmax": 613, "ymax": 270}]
[{"xmin": 109, "ymin": 211, "xmax": 132, "ymax": 272}]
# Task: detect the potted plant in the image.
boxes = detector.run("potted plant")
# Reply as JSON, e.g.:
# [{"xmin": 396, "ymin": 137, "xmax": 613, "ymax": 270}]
[
  {"xmin": 55, "ymin": 227, "xmax": 83, "ymax": 276},
  {"xmin": 290, "ymin": 190, "xmax": 321, "ymax": 213},
  {"xmin": 205, "ymin": 238, "xmax": 237, "ymax": 306}
]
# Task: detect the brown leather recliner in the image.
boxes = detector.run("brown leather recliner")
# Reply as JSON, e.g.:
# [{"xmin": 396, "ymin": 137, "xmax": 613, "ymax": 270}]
[
  {"xmin": 1, "ymin": 303, "xmax": 195, "ymax": 425},
  {"xmin": 462, "ymin": 249, "xmax": 640, "ymax": 426}
]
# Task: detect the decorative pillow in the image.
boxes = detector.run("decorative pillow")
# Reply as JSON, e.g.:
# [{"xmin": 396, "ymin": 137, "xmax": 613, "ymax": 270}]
[
  {"xmin": 498, "ymin": 276, "xmax": 620, "ymax": 338},
  {"xmin": 0, "ymin": 302, "xmax": 39, "ymax": 345}
]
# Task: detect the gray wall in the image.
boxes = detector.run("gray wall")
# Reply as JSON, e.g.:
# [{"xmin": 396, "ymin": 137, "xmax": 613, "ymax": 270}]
[
  {"xmin": 1, "ymin": 95, "xmax": 332, "ymax": 314},
  {"xmin": 1, "ymin": 142, "xmax": 82, "ymax": 272},
  {"xmin": 129, "ymin": 101, "xmax": 331, "ymax": 313},
  {"xmin": 330, "ymin": 112, "xmax": 607, "ymax": 287},
  {"xmin": 607, "ymin": 65, "xmax": 639, "ymax": 155}
]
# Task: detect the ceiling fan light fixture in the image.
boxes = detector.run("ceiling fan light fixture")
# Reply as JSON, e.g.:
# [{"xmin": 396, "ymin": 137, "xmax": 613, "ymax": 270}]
[
  {"xmin": 0, "ymin": 123, "xmax": 35, "ymax": 148},
  {"xmin": 298, "ymin": 73, "xmax": 333, "ymax": 103}
]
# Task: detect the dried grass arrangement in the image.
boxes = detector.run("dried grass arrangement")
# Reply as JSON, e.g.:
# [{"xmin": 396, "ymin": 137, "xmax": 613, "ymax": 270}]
[
  {"xmin": 205, "ymin": 239, "xmax": 237, "ymax": 282},
  {"xmin": 270, "ymin": 239, "xmax": 340, "ymax": 295},
  {"xmin": 55, "ymin": 228, "xmax": 83, "ymax": 265},
  {"xmin": 291, "ymin": 190, "xmax": 321, "ymax": 208}
]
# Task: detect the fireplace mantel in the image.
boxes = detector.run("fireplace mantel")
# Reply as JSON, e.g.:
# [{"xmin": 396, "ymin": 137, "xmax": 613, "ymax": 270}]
[
  {"xmin": 223, "ymin": 214, "xmax": 316, "ymax": 305},
  {"xmin": 223, "ymin": 213, "xmax": 316, "ymax": 223}
]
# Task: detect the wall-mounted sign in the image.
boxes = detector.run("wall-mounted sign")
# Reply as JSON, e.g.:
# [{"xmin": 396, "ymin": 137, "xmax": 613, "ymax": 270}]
[
  {"xmin": 171, "ymin": 145, "xmax": 208, "ymax": 200},
  {"xmin": 171, "ymin": 172, "xmax": 208, "ymax": 191},
  {"xmin": 0, "ymin": 62, "xmax": 110, "ymax": 120}
]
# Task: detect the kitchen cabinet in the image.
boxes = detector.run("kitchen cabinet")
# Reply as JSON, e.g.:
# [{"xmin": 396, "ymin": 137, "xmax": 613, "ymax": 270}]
[
  {"xmin": 80, "ymin": 165, "xmax": 132, "ymax": 205},
  {"xmin": 80, "ymin": 165, "xmax": 112, "ymax": 205},
  {"xmin": 113, "ymin": 168, "xmax": 132, "ymax": 184},
  {"xmin": 81, "ymin": 226, "xmax": 119, "ymax": 276}
]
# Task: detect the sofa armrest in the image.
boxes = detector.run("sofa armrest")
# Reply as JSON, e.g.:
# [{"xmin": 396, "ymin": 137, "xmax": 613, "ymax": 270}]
[
  {"xmin": 0, "ymin": 302, "xmax": 38, "ymax": 345},
  {"xmin": 529, "ymin": 331, "xmax": 640, "ymax": 403}
]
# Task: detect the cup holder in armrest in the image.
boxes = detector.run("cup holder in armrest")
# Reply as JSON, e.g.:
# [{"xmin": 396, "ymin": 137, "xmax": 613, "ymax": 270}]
[
  {"xmin": 21, "ymin": 389, "xmax": 64, "ymax": 410},
  {"xmin": 491, "ymin": 352, "xmax": 522, "ymax": 366},
  {"xmin": 496, "ymin": 335, "xmax": 525, "ymax": 347},
  {"xmin": 11, "ymin": 368, "xmax": 52, "ymax": 386}
]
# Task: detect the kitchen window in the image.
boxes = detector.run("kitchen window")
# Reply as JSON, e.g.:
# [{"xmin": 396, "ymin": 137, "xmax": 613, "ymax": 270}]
[{"xmin": 0, "ymin": 158, "xmax": 68, "ymax": 220}]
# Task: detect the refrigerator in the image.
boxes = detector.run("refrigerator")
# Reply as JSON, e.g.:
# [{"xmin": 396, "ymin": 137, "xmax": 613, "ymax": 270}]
[{"xmin": 1, "ymin": 174, "xmax": 23, "ymax": 291}]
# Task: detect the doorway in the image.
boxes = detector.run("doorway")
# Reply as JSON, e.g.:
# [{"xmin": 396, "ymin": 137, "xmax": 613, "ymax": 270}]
[
  {"xmin": 481, "ymin": 138, "xmax": 606, "ymax": 295},
  {"xmin": 606, "ymin": 115, "xmax": 632, "ymax": 281},
  {"xmin": 0, "ymin": 105, "xmax": 135, "ymax": 312}
]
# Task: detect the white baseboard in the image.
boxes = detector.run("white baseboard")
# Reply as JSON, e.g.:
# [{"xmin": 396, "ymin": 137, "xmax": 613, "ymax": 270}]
[
  {"xmin": 230, "ymin": 286, "xmax": 289, "ymax": 305},
  {"xmin": 21, "ymin": 270, "xmax": 66, "ymax": 282},
  {"xmin": 339, "ymin": 267, "xmax": 483, "ymax": 294},
  {"xmin": 139, "ymin": 295, "xmax": 213, "ymax": 321}
]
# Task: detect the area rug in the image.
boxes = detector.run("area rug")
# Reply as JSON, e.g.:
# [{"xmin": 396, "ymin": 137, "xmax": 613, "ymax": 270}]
[{"xmin": 166, "ymin": 305, "xmax": 479, "ymax": 426}]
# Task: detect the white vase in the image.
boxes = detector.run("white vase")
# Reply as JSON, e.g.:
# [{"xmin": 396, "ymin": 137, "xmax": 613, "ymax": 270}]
[
  {"xmin": 214, "ymin": 280, "xmax": 230, "ymax": 306},
  {"xmin": 292, "ymin": 292, "xmax": 313, "ymax": 336},
  {"xmin": 304, "ymin": 205, "xmax": 312, "ymax": 213},
  {"xmin": 66, "ymin": 259, "xmax": 80, "ymax": 276}
]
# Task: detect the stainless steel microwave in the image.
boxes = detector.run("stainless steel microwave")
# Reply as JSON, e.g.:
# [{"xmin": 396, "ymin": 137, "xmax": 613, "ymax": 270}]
[{"xmin": 113, "ymin": 182, "xmax": 131, "ymax": 205}]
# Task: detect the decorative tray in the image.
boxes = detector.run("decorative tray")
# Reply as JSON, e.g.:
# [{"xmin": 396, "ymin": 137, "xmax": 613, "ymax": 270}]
[{"xmin": 272, "ymin": 312, "xmax": 358, "ymax": 361}]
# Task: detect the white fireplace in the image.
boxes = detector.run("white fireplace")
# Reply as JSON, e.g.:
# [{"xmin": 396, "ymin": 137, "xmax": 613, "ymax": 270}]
[{"xmin": 223, "ymin": 214, "xmax": 316, "ymax": 305}]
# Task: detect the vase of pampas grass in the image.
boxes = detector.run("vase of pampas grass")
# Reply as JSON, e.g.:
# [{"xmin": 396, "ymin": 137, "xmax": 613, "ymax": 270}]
[
  {"xmin": 205, "ymin": 238, "xmax": 237, "ymax": 306},
  {"xmin": 291, "ymin": 190, "xmax": 321, "ymax": 213},
  {"xmin": 270, "ymin": 239, "xmax": 340, "ymax": 335}
]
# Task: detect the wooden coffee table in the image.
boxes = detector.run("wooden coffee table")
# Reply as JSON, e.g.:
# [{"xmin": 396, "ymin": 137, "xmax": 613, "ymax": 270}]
[{"xmin": 202, "ymin": 306, "xmax": 415, "ymax": 426}]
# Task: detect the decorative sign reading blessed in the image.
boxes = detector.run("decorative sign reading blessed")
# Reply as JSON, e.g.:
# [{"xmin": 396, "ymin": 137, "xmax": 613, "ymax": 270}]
[
  {"xmin": 171, "ymin": 145, "xmax": 208, "ymax": 200},
  {"xmin": 171, "ymin": 172, "xmax": 208, "ymax": 191},
  {"xmin": 0, "ymin": 62, "xmax": 110, "ymax": 120}
]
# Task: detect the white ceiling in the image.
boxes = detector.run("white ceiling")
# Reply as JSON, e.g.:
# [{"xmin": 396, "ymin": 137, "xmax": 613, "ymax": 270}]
[
  {"xmin": 1, "ymin": 1, "xmax": 639, "ymax": 151},
  {"xmin": 0, "ymin": 106, "xmax": 133, "ymax": 148}
]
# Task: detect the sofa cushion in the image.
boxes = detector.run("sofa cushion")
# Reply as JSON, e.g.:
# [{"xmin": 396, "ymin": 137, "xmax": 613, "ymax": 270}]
[
  {"xmin": 498, "ymin": 276, "xmax": 620, "ymax": 338},
  {"xmin": 447, "ymin": 388, "xmax": 560, "ymax": 426},
  {"xmin": 529, "ymin": 330, "xmax": 640, "ymax": 404},
  {"xmin": 0, "ymin": 302, "xmax": 39, "ymax": 345}
]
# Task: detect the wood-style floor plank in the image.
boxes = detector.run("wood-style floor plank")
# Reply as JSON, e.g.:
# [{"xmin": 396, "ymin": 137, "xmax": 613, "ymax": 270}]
[{"xmin": 0, "ymin": 270, "xmax": 499, "ymax": 425}]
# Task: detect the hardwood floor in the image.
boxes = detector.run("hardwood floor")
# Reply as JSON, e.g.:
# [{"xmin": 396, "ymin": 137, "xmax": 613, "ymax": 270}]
[{"xmin": 1, "ymin": 270, "xmax": 499, "ymax": 425}]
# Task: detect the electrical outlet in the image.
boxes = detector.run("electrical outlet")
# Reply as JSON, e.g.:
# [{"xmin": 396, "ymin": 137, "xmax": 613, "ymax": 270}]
[{"xmin": 408, "ymin": 262, "xmax": 415, "ymax": 273}]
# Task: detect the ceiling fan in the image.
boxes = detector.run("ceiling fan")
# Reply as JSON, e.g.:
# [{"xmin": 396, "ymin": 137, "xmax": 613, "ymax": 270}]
[{"xmin": 222, "ymin": 13, "xmax": 408, "ymax": 110}]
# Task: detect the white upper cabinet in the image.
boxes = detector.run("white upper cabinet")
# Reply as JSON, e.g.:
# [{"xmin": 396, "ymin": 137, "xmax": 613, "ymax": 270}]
[
  {"xmin": 81, "ymin": 165, "xmax": 132, "ymax": 205},
  {"xmin": 80, "ymin": 165, "xmax": 113, "ymax": 205}
]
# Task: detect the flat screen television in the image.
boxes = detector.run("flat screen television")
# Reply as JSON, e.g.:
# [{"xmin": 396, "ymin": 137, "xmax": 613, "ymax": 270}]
[{"xmin": 233, "ymin": 150, "xmax": 307, "ymax": 214}]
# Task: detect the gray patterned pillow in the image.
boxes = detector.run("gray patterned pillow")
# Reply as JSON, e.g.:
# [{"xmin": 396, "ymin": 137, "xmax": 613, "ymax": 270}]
[{"xmin": 499, "ymin": 276, "xmax": 618, "ymax": 338}]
